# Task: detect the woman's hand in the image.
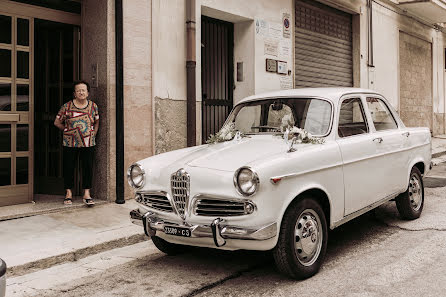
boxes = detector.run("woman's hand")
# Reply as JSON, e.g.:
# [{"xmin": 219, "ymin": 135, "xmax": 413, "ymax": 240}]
[{"xmin": 54, "ymin": 118, "xmax": 65, "ymax": 131}]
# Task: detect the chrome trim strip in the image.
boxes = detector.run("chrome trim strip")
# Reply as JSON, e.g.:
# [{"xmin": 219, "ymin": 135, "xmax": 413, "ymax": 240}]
[
  {"xmin": 136, "ymin": 190, "xmax": 180, "ymax": 217},
  {"xmin": 191, "ymin": 194, "xmax": 257, "ymax": 216},
  {"xmin": 171, "ymin": 168, "xmax": 190, "ymax": 220},
  {"xmin": 129, "ymin": 208, "xmax": 276, "ymax": 241},
  {"xmin": 270, "ymin": 162, "xmax": 343, "ymax": 183},
  {"xmin": 332, "ymin": 191, "xmax": 401, "ymax": 229}
]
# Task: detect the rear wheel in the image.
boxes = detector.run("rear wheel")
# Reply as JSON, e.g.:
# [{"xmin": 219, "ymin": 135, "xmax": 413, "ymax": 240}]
[
  {"xmin": 273, "ymin": 197, "xmax": 328, "ymax": 279},
  {"xmin": 151, "ymin": 236, "xmax": 188, "ymax": 255},
  {"xmin": 396, "ymin": 167, "xmax": 424, "ymax": 220}
]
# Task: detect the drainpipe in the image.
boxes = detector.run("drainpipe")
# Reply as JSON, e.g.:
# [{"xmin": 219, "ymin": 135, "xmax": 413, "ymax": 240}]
[
  {"xmin": 186, "ymin": 0, "xmax": 196, "ymax": 147},
  {"xmin": 367, "ymin": 0, "xmax": 374, "ymax": 67},
  {"xmin": 115, "ymin": 0, "xmax": 125, "ymax": 204}
]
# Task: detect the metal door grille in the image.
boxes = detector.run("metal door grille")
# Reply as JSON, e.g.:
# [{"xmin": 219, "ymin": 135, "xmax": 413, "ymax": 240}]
[
  {"xmin": 295, "ymin": 0, "xmax": 353, "ymax": 88},
  {"xmin": 171, "ymin": 169, "xmax": 190, "ymax": 219},
  {"xmin": 201, "ymin": 16, "xmax": 234, "ymax": 143}
]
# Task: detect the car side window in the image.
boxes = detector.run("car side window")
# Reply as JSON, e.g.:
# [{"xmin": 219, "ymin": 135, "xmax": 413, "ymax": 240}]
[
  {"xmin": 366, "ymin": 97, "xmax": 398, "ymax": 131},
  {"xmin": 338, "ymin": 98, "xmax": 368, "ymax": 138}
]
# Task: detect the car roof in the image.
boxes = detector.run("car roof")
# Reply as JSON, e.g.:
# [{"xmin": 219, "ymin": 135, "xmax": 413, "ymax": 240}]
[{"xmin": 237, "ymin": 87, "xmax": 382, "ymax": 105}]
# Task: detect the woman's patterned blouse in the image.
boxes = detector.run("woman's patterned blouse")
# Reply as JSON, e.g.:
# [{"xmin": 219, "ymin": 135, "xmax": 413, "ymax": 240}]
[{"xmin": 56, "ymin": 100, "xmax": 99, "ymax": 147}]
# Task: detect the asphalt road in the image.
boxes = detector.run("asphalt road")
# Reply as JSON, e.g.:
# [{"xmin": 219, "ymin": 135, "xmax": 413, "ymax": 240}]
[{"xmin": 11, "ymin": 176, "xmax": 446, "ymax": 297}]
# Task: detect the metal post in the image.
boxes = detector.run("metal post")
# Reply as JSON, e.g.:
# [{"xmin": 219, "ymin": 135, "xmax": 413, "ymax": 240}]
[
  {"xmin": 186, "ymin": 0, "xmax": 197, "ymax": 147},
  {"xmin": 115, "ymin": 0, "xmax": 125, "ymax": 204}
]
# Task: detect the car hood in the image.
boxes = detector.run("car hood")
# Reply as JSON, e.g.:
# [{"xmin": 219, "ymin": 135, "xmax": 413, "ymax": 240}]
[{"xmin": 185, "ymin": 136, "xmax": 291, "ymax": 171}]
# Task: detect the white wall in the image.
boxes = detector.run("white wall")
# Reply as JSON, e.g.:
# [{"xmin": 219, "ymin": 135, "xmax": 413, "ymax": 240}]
[{"xmin": 152, "ymin": 0, "xmax": 187, "ymax": 101}]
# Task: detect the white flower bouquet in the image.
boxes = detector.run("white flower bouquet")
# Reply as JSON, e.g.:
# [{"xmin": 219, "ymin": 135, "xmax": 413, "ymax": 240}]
[
  {"xmin": 286, "ymin": 126, "xmax": 325, "ymax": 144},
  {"xmin": 206, "ymin": 122, "xmax": 238, "ymax": 144}
]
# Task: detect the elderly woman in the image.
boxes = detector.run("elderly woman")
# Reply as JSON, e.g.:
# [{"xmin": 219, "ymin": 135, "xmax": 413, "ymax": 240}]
[{"xmin": 54, "ymin": 80, "xmax": 99, "ymax": 205}]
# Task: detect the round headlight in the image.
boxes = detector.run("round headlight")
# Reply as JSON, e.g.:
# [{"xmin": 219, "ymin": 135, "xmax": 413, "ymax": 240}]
[
  {"xmin": 234, "ymin": 167, "xmax": 259, "ymax": 196},
  {"xmin": 127, "ymin": 163, "xmax": 145, "ymax": 189}
]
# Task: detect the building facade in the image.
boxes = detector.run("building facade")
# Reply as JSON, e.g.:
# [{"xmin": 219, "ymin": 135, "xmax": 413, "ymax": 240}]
[{"xmin": 0, "ymin": 0, "xmax": 445, "ymax": 207}]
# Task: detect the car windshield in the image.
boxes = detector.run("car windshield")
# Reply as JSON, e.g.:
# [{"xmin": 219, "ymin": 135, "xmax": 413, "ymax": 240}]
[{"xmin": 227, "ymin": 97, "xmax": 332, "ymax": 136}]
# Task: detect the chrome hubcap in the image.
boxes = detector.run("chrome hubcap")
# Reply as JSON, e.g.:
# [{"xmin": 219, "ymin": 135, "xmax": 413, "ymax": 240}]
[
  {"xmin": 409, "ymin": 173, "xmax": 422, "ymax": 211},
  {"xmin": 294, "ymin": 209, "xmax": 322, "ymax": 266}
]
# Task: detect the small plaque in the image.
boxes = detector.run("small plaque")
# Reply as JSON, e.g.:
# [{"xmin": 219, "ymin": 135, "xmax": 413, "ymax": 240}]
[
  {"xmin": 277, "ymin": 61, "xmax": 287, "ymax": 74},
  {"xmin": 266, "ymin": 59, "xmax": 277, "ymax": 72}
]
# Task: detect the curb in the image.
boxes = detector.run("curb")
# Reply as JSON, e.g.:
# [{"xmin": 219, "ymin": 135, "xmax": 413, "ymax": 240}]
[
  {"xmin": 432, "ymin": 150, "xmax": 446, "ymax": 159},
  {"xmin": 0, "ymin": 201, "xmax": 108, "ymax": 222},
  {"xmin": 7, "ymin": 233, "xmax": 148, "ymax": 278}
]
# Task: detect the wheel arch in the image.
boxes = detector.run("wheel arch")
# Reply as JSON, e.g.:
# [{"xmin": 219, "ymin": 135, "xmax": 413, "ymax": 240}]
[
  {"xmin": 412, "ymin": 161, "xmax": 425, "ymax": 176},
  {"xmin": 282, "ymin": 187, "xmax": 331, "ymax": 230}
]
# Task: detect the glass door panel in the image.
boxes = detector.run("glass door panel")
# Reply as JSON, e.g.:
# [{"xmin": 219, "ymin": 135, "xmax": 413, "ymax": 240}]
[{"xmin": 0, "ymin": 13, "xmax": 32, "ymax": 206}]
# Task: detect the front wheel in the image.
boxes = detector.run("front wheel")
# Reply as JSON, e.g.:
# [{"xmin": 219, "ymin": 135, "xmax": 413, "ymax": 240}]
[
  {"xmin": 396, "ymin": 166, "xmax": 424, "ymax": 220},
  {"xmin": 273, "ymin": 197, "xmax": 328, "ymax": 279}
]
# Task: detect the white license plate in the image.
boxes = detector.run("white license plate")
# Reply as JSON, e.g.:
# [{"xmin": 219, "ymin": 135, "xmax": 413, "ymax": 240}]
[{"xmin": 164, "ymin": 226, "xmax": 191, "ymax": 237}]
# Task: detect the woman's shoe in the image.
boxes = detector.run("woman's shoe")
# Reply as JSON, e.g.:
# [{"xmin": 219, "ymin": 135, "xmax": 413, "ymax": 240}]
[
  {"xmin": 64, "ymin": 197, "xmax": 73, "ymax": 205},
  {"xmin": 83, "ymin": 197, "xmax": 95, "ymax": 206}
]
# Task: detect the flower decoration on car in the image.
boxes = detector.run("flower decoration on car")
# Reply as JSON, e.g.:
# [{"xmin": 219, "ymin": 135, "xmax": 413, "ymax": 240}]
[
  {"xmin": 206, "ymin": 122, "xmax": 242, "ymax": 144},
  {"xmin": 286, "ymin": 126, "xmax": 325, "ymax": 144},
  {"xmin": 281, "ymin": 116, "xmax": 325, "ymax": 145}
]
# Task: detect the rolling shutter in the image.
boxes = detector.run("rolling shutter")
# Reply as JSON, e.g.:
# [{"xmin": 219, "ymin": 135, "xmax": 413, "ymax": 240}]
[{"xmin": 295, "ymin": 0, "xmax": 353, "ymax": 88}]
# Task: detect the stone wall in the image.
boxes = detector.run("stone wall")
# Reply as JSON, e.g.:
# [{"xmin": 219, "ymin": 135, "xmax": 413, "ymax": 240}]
[
  {"xmin": 155, "ymin": 97, "xmax": 187, "ymax": 154},
  {"xmin": 399, "ymin": 32, "xmax": 433, "ymax": 131}
]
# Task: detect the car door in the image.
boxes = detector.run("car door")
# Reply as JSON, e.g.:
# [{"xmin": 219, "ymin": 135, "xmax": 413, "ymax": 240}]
[
  {"xmin": 337, "ymin": 95, "xmax": 379, "ymax": 215},
  {"xmin": 365, "ymin": 96, "xmax": 407, "ymax": 194},
  {"xmin": 337, "ymin": 96, "xmax": 389, "ymax": 215}
]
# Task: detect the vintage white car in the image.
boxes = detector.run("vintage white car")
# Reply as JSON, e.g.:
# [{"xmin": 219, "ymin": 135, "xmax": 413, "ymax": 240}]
[{"xmin": 128, "ymin": 88, "xmax": 431, "ymax": 279}]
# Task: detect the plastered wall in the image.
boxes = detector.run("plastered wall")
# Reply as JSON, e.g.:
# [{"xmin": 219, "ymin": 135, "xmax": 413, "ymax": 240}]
[{"xmin": 123, "ymin": 0, "xmax": 153, "ymax": 199}]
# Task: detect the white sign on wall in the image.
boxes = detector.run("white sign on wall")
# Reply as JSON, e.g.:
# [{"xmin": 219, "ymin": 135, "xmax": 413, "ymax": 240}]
[
  {"xmin": 269, "ymin": 23, "xmax": 282, "ymax": 39},
  {"xmin": 264, "ymin": 39, "xmax": 279, "ymax": 57},
  {"xmin": 279, "ymin": 76, "xmax": 293, "ymax": 89},
  {"xmin": 255, "ymin": 19, "xmax": 268, "ymax": 36}
]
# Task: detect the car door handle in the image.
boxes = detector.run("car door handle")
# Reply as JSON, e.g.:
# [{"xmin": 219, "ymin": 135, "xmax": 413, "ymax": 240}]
[
  {"xmin": 402, "ymin": 132, "xmax": 410, "ymax": 137},
  {"xmin": 373, "ymin": 137, "xmax": 383, "ymax": 143}
]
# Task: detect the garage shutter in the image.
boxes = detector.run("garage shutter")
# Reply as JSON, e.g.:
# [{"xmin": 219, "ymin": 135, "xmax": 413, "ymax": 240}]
[{"xmin": 295, "ymin": 0, "xmax": 353, "ymax": 88}]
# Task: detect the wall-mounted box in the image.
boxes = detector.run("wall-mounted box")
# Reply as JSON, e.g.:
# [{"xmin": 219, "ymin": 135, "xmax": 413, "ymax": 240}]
[
  {"xmin": 277, "ymin": 61, "xmax": 287, "ymax": 74},
  {"xmin": 266, "ymin": 58, "xmax": 277, "ymax": 73}
]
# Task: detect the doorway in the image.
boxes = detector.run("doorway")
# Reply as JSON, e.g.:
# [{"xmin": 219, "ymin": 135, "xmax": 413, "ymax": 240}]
[
  {"xmin": 34, "ymin": 19, "xmax": 80, "ymax": 196},
  {"xmin": 201, "ymin": 16, "xmax": 234, "ymax": 143},
  {"xmin": 0, "ymin": 13, "xmax": 32, "ymax": 206}
]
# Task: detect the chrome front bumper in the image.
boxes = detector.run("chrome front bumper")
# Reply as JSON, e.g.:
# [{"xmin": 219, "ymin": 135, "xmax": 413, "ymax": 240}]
[{"xmin": 130, "ymin": 209, "xmax": 277, "ymax": 247}]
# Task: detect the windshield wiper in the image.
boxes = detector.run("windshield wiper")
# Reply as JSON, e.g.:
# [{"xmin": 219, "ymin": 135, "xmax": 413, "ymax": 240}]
[{"xmin": 250, "ymin": 125, "xmax": 281, "ymax": 132}]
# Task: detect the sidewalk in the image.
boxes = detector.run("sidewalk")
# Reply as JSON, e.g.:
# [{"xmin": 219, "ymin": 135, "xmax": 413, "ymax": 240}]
[
  {"xmin": 1, "ymin": 135, "xmax": 446, "ymax": 279},
  {"xmin": 0, "ymin": 200, "xmax": 145, "ymax": 277},
  {"xmin": 431, "ymin": 135, "xmax": 446, "ymax": 165}
]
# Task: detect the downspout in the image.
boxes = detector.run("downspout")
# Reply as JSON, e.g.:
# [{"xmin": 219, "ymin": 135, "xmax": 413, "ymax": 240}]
[
  {"xmin": 186, "ymin": 0, "xmax": 196, "ymax": 147},
  {"xmin": 115, "ymin": 0, "xmax": 125, "ymax": 204},
  {"xmin": 367, "ymin": 0, "xmax": 374, "ymax": 67}
]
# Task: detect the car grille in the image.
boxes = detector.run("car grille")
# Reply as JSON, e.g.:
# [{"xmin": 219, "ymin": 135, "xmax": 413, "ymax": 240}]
[
  {"xmin": 194, "ymin": 198, "xmax": 253, "ymax": 217},
  {"xmin": 171, "ymin": 169, "xmax": 190, "ymax": 219},
  {"xmin": 137, "ymin": 193, "xmax": 173, "ymax": 212}
]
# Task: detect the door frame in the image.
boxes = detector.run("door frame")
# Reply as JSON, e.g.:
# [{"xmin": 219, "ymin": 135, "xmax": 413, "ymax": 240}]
[{"xmin": 0, "ymin": 1, "xmax": 80, "ymax": 205}]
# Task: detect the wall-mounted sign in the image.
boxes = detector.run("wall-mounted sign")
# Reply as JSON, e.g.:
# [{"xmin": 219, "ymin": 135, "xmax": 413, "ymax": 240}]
[
  {"xmin": 269, "ymin": 23, "xmax": 282, "ymax": 39},
  {"xmin": 266, "ymin": 59, "xmax": 277, "ymax": 72},
  {"xmin": 264, "ymin": 39, "xmax": 279, "ymax": 57},
  {"xmin": 255, "ymin": 19, "xmax": 268, "ymax": 36},
  {"xmin": 277, "ymin": 61, "xmax": 287, "ymax": 74},
  {"xmin": 283, "ymin": 13, "xmax": 290, "ymax": 39}
]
